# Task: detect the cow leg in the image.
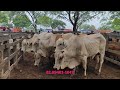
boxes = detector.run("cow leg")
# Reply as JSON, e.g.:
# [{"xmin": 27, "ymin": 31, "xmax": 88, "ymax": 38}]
[
  {"xmin": 82, "ymin": 56, "xmax": 87, "ymax": 77},
  {"xmin": 34, "ymin": 53, "xmax": 41, "ymax": 67},
  {"xmin": 95, "ymin": 55, "xmax": 99, "ymax": 70},
  {"xmin": 72, "ymin": 66, "xmax": 78, "ymax": 74},
  {"xmin": 70, "ymin": 67, "xmax": 77, "ymax": 78},
  {"xmin": 98, "ymin": 54, "xmax": 104, "ymax": 75},
  {"xmin": 21, "ymin": 51, "xmax": 25, "ymax": 61}
]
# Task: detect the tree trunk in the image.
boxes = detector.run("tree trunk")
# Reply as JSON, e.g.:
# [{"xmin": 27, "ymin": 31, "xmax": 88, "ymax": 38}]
[
  {"xmin": 33, "ymin": 20, "xmax": 37, "ymax": 32},
  {"xmin": 35, "ymin": 24, "xmax": 37, "ymax": 32},
  {"xmin": 73, "ymin": 24, "xmax": 77, "ymax": 32}
]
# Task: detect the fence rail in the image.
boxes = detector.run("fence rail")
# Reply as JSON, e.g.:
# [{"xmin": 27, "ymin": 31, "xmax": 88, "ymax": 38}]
[
  {"xmin": 0, "ymin": 32, "xmax": 32, "ymax": 79},
  {"xmin": 104, "ymin": 32, "xmax": 120, "ymax": 66}
]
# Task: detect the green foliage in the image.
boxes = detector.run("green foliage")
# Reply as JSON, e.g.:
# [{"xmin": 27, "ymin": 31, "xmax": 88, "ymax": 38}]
[
  {"xmin": 98, "ymin": 25, "xmax": 111, "ymax": 30},
  {"xmin": 99, "ymin": 17, "xmax": 120, "ymax": 31},
  {"xmin": 111, "ymin": 18, "xmax": 120, "ymax": 30},
  {"xmin": 79, "ymin": 24, "xmax": 96, "ymax": 30},
  {"xmin": 37, "ymin": 15, "xmax": 66, "ymax": 29},
  {"xmin": 98, "ymin": 20, "xmax": 112, "ymax": 30},
  {"xmin": 4, "ymin": 11, "xmax": 25, "ymax": 21},
  {"xmin": 49, "ymin": 11, "xmax": 104, "ymax": 31},
  {"xmin": 37, "ymin": 15, "xmax": 53, "ymax": 27},
  {"xmin": 0, "ymin": 12, "xmax": 9, "ymax": 23},
  {"xmin": 26, "ymin": 11, "xmax": 44, "ymax": 32},
  {"xmin": 51, "ymin": 19, "xmax": 66, "ymax": 29},
  {"xmin": 13, "ymin": 15, "xmax": 31, "ymax": 28},
  {"xmin": 98, "ymin": 11, "xmax": 120, "ymax": 31}
]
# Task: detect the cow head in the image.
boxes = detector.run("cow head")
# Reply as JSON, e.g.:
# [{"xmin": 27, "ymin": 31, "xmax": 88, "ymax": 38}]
[
  {"xmin": 21, "ymin": 39, "xmax": 31, "ymax": 53},
  {"xmin": 60, "ymin": 57, "xmax": 79, "ymax": 69},
  {"xmin": 34, "ymin": 49, "xmax": 47, "ymax": 66},
  {"xmin": 54, "ymin": 48, "xmax": 80, "ymax": 70},
  {"xmin": 53, "ymin": 50, "xmax": 64, "ymax": 70},
  {"xmin": 30, "ymin": 38, "xmax": 40, "ymax": 53}
]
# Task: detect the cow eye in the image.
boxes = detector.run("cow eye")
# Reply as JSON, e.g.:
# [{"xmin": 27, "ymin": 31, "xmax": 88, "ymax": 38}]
[
  {"xmin": 30, "ymin": 43, "xmax": 32, "ymax": 46},
  {"xmin": 35, "ymin": 42, "xmax": 38, "ymax": 46}
]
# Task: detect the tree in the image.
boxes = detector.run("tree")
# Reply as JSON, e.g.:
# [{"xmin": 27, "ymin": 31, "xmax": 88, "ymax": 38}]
[
  {"xmin": 13, "ymin": 15, "xmax": 31, "ymax": 28},
  {"xmin": 37, "ymin": 15, "xmax": 53, "ymax": 27},
  {"xmin": 99, "ymin": 11, "xmax": 120, "ymax": 31},
  {"xmin": 99, "ymin": 12, "xmax": 120, "ymax": 31},
  {"xmin": 0, "ymin": 11, "xmax": 9, "ymax": 23},
  {"xmin": 111, "ymin": 18, "xmax": 120, "ymax": 30},
  {"xmin": 51, "ymin": 19, "xmax": 66, "ymax": 29},
  {"xmin": 50, "ymin": 11, "xmax": 104, "ymax": 32},
  {"xmin": 26, "ymin": 11, "xmax": 44, "ymax": 32},
  {"xmin": 98, "ymin": 20, "xmax": 112, "ymax": 30},
  {"xmin": 37, "ymin": 14, "xmax": 66, "ymax": 29},
  {"xmin": 79, "ymin": 24, "xmax": 96, "ymax": 30},
  {"xmin": 98, "ymin": 25, "xmax": 111, "ymax": 30},
  {"xmin": 3, "ymin": 11, "xmax": 25, "ymax": 22}
]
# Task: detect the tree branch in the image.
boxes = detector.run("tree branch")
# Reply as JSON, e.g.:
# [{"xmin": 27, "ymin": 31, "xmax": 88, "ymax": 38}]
[
  {"xmin": 79, "ymin": 12, "xmax": 100, "ymax": 26},
  {"xmin": 66, "ymin": 11, "xmax": 74, "ymax": 25},
  {"xmin": 57, "ymin": 14, "xmax": 69, "ymax": 21},
  {"xmin": 74, "ymin": 11, "xmax": 79, "ymax": 27},
  {"xmin": 78, "ymin": 11, "xmax": 89, "ymax": 20},
  {"xmin": 27, "ymin": 11, "xmax": 35, "ymax": 23}
]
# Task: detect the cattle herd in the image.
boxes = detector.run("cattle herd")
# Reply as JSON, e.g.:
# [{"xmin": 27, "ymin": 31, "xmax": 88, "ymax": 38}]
[{"xmin": 20, "ymin": 32, "xmax": 107, "ymax": 77}]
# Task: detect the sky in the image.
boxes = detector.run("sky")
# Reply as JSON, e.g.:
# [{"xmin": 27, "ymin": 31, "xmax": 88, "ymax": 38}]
[
  {"xmin": 64, "ymin": 16, "xmax": 102, "ymax": 29},
  {"xmin": 64, "ymin": 11, "xmax": 110, "ymax": 29}
]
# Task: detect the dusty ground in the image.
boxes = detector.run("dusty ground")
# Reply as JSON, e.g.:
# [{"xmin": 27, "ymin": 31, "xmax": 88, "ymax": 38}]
[{"xmin": 10, "ymin": 53, "xmax": 120, "ymax": 79}]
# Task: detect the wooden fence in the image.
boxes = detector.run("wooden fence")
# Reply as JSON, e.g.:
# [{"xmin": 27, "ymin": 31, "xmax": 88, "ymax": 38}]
[
  {"xmin": 103, "ymin": 32, "xmax": 120, "ymax": 66},
  {"xmin": 0, "ymin": 32, "xmax": 32, "ymax": 79},
  {"xmin": 0, "ymin": 31, "xmax": 119, "ymax": 79}
]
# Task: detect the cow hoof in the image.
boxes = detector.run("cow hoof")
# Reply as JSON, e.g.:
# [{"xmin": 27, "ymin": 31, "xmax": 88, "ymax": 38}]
[
  {"xmin": 83, "ymin": 76, "xmax": 87, "ymax": 79},
  {"xmin": 70, "ymin": 74, "xmax": 75, "ymax": 79},
  {"xmin": 98, "ymin": 72, "xmax": 101, "ymax": 75},
  {"xmin": 94, "ymin": 70, "xmax": 98, "ymax": 75},
  {"xmin": 34, "ymin": 65, "xmax": 38, "ymax": 67},
  {"xmin": 95, "ymin": 72, "xmax": 101, "ymax": 76}
]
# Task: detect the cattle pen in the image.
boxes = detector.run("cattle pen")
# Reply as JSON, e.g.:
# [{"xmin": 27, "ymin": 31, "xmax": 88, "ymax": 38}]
[
  {"xmin": 0, "ymin": 31, "xmax": 120, "ymax": 79},
  {"xmin": 103, "ymin": 32, "xmax": 120, "ymax": 66},
  {"xmin": 0, "ymin": 32, "xmax": 33, "ymax": 79}
]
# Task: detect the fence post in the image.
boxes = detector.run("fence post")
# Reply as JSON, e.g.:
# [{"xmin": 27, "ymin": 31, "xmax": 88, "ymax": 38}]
[
  {"xmin": 13, "ymin": 38, "xmax": 19, "ymax": 69},
  {"xmin": 0, "ymin": 42, "xmax": 4, "ymax": 78},
  {"xmin": 1, "ymin": 40, "xmax": 10, "ymax": 79}
]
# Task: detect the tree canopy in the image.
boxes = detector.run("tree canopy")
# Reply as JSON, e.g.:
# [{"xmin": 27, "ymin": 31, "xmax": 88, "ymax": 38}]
[
  {"xmin": 0, "ymin": 11, "xmax": 9, "ymax": 23},
  {"xmin": 51, "ymin": 19, "xmax": 66, "ymax": 29},
  {"xmin": 13, "ymin": 15, "xmax": 31, "ymax": 28},
  {"xmin": 79, "ymin": 24, "xmax": 96, "ymax": 30}
]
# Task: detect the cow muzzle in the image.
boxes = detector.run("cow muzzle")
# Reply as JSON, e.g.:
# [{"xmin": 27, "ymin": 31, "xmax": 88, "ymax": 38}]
[
  {"xmin": 31, "ymin": 50, "xmax": 34, "ymax": 52},
  {"xmin": 34, "ymin": 63, "xmax": 39, "ymax": 67}
]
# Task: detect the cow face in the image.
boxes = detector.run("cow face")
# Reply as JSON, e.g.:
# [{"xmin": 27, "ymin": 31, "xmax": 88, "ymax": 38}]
[
  {"xmin": 56, "ymin": 38, "xmax": 66, "ymax": 50},
  {"xmin": 53, "ymin": 51, "xmax": 64, "ymax": 70},
  {"xmin": 30, "ymin": 39, "xmax": 40, "ymax": 53},
  {"xmin": 34, "ymin": 49, "xmax": 47, "ymax": 66},
  {"xmin": 60, "ymin": 57, "xmax": 79, "ymax": 69},
  {"xmin": 21, "ymin": 39, "xmax": 31, "ymax": 53}
]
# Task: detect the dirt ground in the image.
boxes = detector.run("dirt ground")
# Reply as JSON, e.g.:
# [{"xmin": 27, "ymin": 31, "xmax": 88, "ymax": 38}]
[{"xmin": 10, "ymin": 53, "xmax": 120, "ymax": 79}]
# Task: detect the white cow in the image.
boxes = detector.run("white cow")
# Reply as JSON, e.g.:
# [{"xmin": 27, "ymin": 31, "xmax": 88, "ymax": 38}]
[
  {"xmin": 54, "ymin": 33, "xmax": 74, "ymax": 69},
  {"xmin": 54, "ymin": 33, "xmax": 106, "ymax": 77},
  {"xmin": 33, "ymin": 32, "xmax": 62, "ymax": 66}
]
